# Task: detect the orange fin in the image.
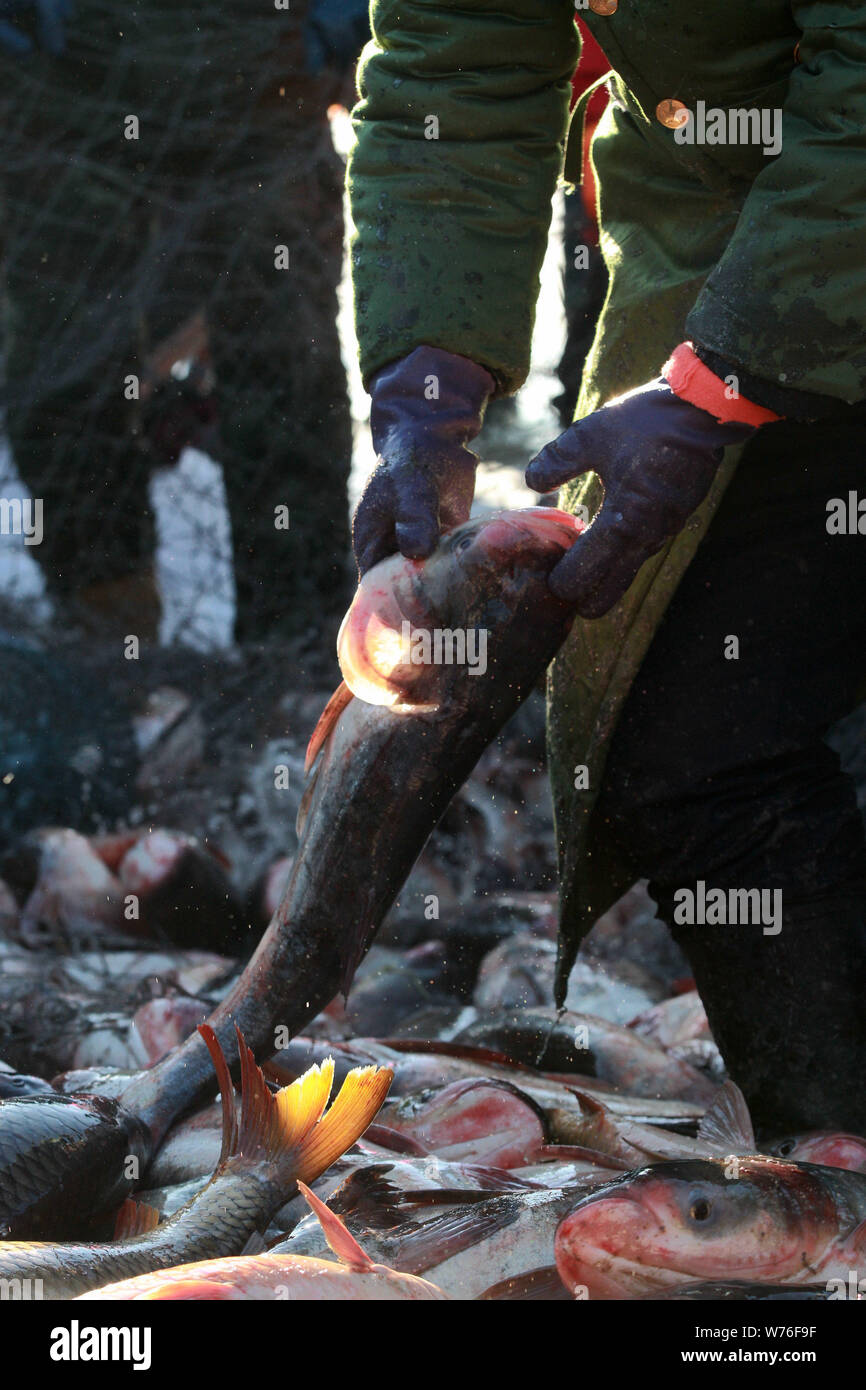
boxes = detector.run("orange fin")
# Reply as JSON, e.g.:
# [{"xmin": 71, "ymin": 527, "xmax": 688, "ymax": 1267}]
[
  {"xmin": 204, "ymin": 840, "xmax": 233, "ymax": 872},
  {"xmin": 135, "ymin": 1280, "xmax": 239, "ymax": 1301},
  {"xmin": 113, "ymin": 1197, "xmax": 162, "ymax": 1240},
  {"xmin": 198, "ymin": 1024, "xmax": 238, "ymax": 1166},
  {"xmin": 201, "ymin": 1024, "xmax": 392, "ymax": 1191},
  {"xmin": 304, "ymin": 681, "xmax": 353, "ymax": 775},
  {"xmin": 293, "ymin": 1061, "xmax": 393, "ymax": 1185},
  {"xmin": 298, "ymin": 1180, "xmax": 374, "ymax": 1272},
  {"xmin": 235, "ymin": 1023, "xmax": 333, "ymax": 1163}
]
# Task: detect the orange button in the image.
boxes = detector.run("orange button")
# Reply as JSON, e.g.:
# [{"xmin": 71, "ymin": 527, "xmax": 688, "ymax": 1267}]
[
  {"xmin": 656, "ymin": 98, "xmax": 690, "ymax": 129},
  {"xmin": 589, "ymin": 0, "xmax": 618, "ymax": 14}
]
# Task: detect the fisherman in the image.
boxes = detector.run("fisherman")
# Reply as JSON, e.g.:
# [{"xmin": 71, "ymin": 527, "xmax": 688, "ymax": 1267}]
[
  {"xmin": 347, "ymin": 2, "xmax": 866, "ymax": 1134},
  {"xmin": 0, "ymin": 0, "xmax": 363, "ymax": 642}
]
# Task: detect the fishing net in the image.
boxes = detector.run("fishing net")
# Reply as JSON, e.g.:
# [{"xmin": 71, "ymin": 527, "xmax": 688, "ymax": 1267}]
[{"xmin": 0, "ymin": 0, "xmax": 355, "ymax": 647}]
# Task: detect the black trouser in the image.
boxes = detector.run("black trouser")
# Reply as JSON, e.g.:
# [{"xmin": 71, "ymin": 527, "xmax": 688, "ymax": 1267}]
[
  {"xmin": 554, "ymin": 190, "xmax": 608, "ymax": 430},
  {"xmin": 594, "ymin": 414, "xmax": 866, "ymax": 1134}
]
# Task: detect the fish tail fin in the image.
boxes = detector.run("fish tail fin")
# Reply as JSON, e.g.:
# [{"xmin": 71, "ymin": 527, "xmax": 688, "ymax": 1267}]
[
  {"xmin": 297, "ymin": 1180, "xmax": 375, "ymax": 1272},
  {"xmin": 206, "ymin": 1024, "xmax": 391, "ymax": 1191},
  {"xmin": 234, "ymin": 1023, "xmax": 335, "ymax": 1164},
  {"xmin": 293, "ymin": 1061, "xmax": 394, "ymax": 1185}
]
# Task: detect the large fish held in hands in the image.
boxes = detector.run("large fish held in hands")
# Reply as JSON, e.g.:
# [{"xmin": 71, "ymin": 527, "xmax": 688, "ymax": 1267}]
[{"xmin": 0, "ymin": 508, "xmax": 585, "ymax": 1237}]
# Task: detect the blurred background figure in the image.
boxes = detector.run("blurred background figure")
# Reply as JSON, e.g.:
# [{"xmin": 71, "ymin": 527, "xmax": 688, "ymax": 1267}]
[{"xmin": 0, "ymin": 0, "xmax": 370, "ymax": 645}]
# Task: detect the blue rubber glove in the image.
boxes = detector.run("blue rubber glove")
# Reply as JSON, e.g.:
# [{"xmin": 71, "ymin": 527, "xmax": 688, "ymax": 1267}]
[
  {"xmin": 526, "ymin": 380, "xmax": 755, "ymax": 618},
  {"xmin": 0, "ymin": 0, "xmax": 73, "ymax": 56},
  {"xmin": 353, "ymin": 346, "xmax": 495, "ymax": 575},
  {"xmin": 303, "ymin": 0, "xmax": 370, "ymax": 75}
]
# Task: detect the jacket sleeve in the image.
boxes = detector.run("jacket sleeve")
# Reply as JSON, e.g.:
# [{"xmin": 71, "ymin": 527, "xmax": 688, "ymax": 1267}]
[
  {"xmin": 347, "ymin": 0, "xmax": 579, "ymax": 394},
  {"xmin": 686, "ymin": 0, "xmax": 866, "ymax": 405}
]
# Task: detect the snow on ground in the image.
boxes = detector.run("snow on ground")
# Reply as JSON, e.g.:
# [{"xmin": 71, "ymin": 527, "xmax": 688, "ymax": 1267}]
[
  {"xmin": 149, "ymin": 447, "xmax": 235, "ymax": 653},
  {"xmin": 0, "ymin": 434, "xmax": 235, "ymax": 651}
]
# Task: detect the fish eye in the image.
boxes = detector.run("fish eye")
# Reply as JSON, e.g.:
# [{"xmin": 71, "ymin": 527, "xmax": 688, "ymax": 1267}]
[
  {"xmin": 689, "ymin": 1196, "xmax": 713, "ymax": 1223},
  {"xmin": 454, "ymin": 533, "xmax": 474, "ymax": 553},
  {"xmin": 776, "ymin": 1139, "xmax": 796, "ymax": 1157}
]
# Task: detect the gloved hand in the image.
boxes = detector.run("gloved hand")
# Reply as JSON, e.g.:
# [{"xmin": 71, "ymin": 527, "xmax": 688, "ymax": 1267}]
[
  {"xmin": 353, "ymin": 345, "xmax": 495, "ymax": 575},
  {"xmin": 303, "ymin": 0, "xmax": 371, "ymax": 75},
  {"xmin": 526, "ymin": 379, "xmax": 756, "ymax": 618},
  {"xmin": 0, "ymin": 0, "xmax": 73, "ymax": 57}
]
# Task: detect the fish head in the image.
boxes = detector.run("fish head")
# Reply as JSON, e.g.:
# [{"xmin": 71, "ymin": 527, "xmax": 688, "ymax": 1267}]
[
  {"xmin": 425, "ymin": 505, "xmax": 581, "ymax": 583},
  {"xmin": 769, "ymin": 1131, "xmax": 866, "ymax": 1174},
  {"xmin": 0, "ymin": 1066, "xmax": 54, "ymax": 1099},
  {"xmin": 339, "ymin": 508, "xmax": 582, "ymax": 712},
  {"xmin": 554, "ymin": 1157, "xmax": 838, "ymax": 1298},
  {"xmin": 385, "ymin": 1077, "xmax": 547, "ymax": 1168}
]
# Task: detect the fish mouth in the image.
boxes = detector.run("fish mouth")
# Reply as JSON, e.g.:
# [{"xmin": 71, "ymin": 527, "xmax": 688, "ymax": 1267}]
[
  {"xmin": 336, "ymin": 553, "xmax": 439, "ymax": 711},
  {"xmin": 337, "ymin": 509, "xmax": 582, "ymax": 712},
  {"xmin": 555, "ymin": 1194, "xmax": 684, "ymax": 1300},
  {"xmin": 785, "ymin": 1134, "xmax": 866, "ymax": 1171},
  {"xmin": 337, "ymin": 508, "xmax": 583, "ymax": 711},
  {"xmin": 555, "ymin": 1173, "xmax": 819, "ymax": 1299}
]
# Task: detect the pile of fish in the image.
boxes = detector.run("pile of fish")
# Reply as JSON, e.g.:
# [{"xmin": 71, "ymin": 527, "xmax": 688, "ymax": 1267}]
[{"xmin": 1, "ymin": 509, "xmax": 865, "ymax": 1300}]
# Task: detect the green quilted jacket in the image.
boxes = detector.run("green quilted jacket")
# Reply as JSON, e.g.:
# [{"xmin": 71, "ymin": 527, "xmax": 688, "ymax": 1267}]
[{"xmin": 347, "ymin": 0, "xmax": 866, "ymax": 999}]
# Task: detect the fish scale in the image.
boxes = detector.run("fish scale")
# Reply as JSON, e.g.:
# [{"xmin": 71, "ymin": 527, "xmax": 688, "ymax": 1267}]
[
  {"xmin": 0, "ymin": 1094, "xmax": 149, "ymax": 1240},
  {"xmin": 0, "ymin": 1027, "xmax": 392, "ymax": 1298},
  {"xmin": 0, "ymin": 1173, "xmax": 280, "ymax": 1299},
  {"xmin": 0, "ymin": 508, "xmax": 585, "ymax": 1238}
]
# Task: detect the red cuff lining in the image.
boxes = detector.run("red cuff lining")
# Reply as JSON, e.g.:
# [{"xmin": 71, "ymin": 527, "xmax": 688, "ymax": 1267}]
[{"xmin": 663, "ymin": 342, "xmax": 783, "ymax": 426}]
